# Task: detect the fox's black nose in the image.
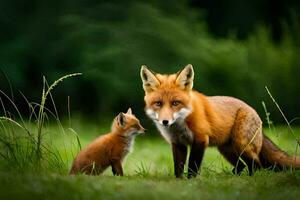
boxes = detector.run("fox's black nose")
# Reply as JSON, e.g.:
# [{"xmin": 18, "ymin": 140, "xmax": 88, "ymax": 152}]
[{"xmin": 162, "ymin": 120, "xmax": 169, "ymax": 126}]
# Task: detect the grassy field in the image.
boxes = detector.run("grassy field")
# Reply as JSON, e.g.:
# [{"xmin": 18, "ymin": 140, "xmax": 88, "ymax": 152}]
[{"xmin": 0, "ymin": 123, "xmax": 300, "ymax": 200}]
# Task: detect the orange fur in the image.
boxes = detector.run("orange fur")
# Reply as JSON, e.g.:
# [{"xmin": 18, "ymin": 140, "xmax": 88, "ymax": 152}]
[
  {"xmin": 70, "ymin": 109, "xmax": 145, "ymax": 175},
  {"xmin": 141, "ymin": 64, "xmax": 300, "ymax": 177}
]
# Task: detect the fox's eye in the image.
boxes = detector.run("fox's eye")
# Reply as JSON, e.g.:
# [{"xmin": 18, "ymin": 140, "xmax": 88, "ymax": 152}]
[
  {"xmin": 172, "ymin": 101, "xmax": 181, "ymax": 106},
  {"xmin": 154, "ymin": 101, "xmax": 162, "ymax": 107}
]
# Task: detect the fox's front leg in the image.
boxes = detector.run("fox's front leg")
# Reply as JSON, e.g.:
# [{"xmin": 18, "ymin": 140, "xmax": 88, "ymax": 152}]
[
  {"xmin": 172, "ymin": 143, "xmax": 187, "ymax": 178},
  {"xmin": 187, "ymin": 134, "xmax": 209, "ymax": 178},
  {"xmin": 111, "ymin": 160, "xmax": 124, "ymax": 176}
]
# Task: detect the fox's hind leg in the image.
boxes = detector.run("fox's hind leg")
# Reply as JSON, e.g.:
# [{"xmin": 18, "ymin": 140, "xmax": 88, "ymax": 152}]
[
  {"xmin": 218, "ymin": 144, "xmax": 246, "ymax": 175},
  {"xmin": 240, "ymin": 155, "xmax": 261, "ymax": 175},
  {"xmin": 231, "ymin": 109, "xmax": 263, "ymax": 175}
]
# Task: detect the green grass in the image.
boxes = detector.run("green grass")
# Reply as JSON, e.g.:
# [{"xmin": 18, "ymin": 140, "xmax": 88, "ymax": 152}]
[
  {"xmin": 1, "ymin": 73, "xmax": 299, "ymax": 200},
  {"xmin": 0, "ymin": 123, "xmax": 300, "ymax": 200}
]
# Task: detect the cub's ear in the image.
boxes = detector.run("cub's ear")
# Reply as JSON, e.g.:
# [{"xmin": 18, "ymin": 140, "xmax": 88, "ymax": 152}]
[
  {"xmin": 175, "ymin": 64, "xmax": 194, "ymax": 90},
  {"xmin": 117, "ymin": 112, "xmax": 126, "ymax": 127},
  {"xmin": 140, "ymin": 65, "xmax": 160, "ymax": 93},
  {"xmin": 126, "ymin": 107, "xmax": 132, "ymax": 115}
]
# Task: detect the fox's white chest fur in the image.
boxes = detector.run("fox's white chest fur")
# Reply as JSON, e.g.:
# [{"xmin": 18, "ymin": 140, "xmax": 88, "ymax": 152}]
[{"xmin": 155, "ymin": 120, "xmax": 194, "ymax": 145}]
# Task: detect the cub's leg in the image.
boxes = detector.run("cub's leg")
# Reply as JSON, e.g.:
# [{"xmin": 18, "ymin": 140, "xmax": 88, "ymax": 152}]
[{"xmin": 111, "ymin": 160, "xmax": 124, "ymax": 176}]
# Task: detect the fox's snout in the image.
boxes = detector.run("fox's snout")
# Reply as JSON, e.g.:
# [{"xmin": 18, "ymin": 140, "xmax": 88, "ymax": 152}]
[
  {"xmin": 138, "ymin": 127, "xmax": 146, "ymax": 134},
  {"xmin": 146, "ymin": 108, "xmax": 175, "ymax": 126},
  {"xmin": 162, "ymin": 120, "xmax": 169, "ymax": 126},
  {"xmin": 159, "ymin": 119, "xmax": 174, "ymax": 126},
  {"xmin": 157, "ymin": 107, "xmax": 175, "ymax": 126},
  {"xmin": 147, "ymin": 107, "xmax": 192, "ymax": 127}
]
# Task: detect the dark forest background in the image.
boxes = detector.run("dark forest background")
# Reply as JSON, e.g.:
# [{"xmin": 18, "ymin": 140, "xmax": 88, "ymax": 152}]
[{"xmin": 0, "ymin": 0, "xmax": 299, "ymax": 125}]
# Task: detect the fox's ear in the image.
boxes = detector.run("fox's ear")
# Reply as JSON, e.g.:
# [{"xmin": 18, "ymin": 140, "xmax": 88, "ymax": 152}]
[
  {"xmin": 175, "ymin": 64, "xmax": 194, "ymax": 90},
  {"xmin": 140, "ymin": 65, "xmax": 160, "ymax": 93},
  {"xmin": 117, "ymin": 112, "xmax": 126, "ymax": 127},
  {"xmin": 126, "ymin": 108, "xmax": 132, "ymax": 115}
]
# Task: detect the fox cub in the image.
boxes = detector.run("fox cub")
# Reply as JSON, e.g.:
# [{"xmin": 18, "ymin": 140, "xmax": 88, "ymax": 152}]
[{"xmin": 70, "ymin": 108, "xmax": 145, "ymax": 176}]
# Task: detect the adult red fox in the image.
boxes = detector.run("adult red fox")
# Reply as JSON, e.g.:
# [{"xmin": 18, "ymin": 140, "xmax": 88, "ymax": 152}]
[
  {"xmin": 70, "ymin": 108, "xmax": 145, "ymax": 175},
  {"xmin": 140, "ymin": 64, "xmax": 300, "ymax": 178}
]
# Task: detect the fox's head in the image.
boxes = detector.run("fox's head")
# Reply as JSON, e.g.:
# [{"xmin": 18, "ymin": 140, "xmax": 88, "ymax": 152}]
[
  {"xmin": 140, "ymin": 64, "xmax": 194, "ymax": 126},
  {"xmin": 113, "ymin": 108, "xmax": 146, "ymax": 136}
]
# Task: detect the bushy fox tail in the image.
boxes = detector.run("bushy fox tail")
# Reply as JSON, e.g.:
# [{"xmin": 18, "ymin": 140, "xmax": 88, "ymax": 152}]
[{"xmin": 259, "ymin": 136, "xmax": 300, "ymax": 170}]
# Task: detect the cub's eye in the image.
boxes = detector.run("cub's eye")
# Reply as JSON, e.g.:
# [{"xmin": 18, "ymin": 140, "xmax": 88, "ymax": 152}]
[
  {"xmin": 172, "ymin": 101, "xmax": 181, "ymax": 106},
  {"xmin": 154, "ymin": 101, "xmax": 162, "ymax": 107}
]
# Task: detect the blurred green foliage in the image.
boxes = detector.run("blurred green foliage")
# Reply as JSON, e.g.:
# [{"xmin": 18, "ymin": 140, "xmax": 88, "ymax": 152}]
[{"xmin": 0, "ymin": 0, "xmax": 299, "ymax": 124}]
